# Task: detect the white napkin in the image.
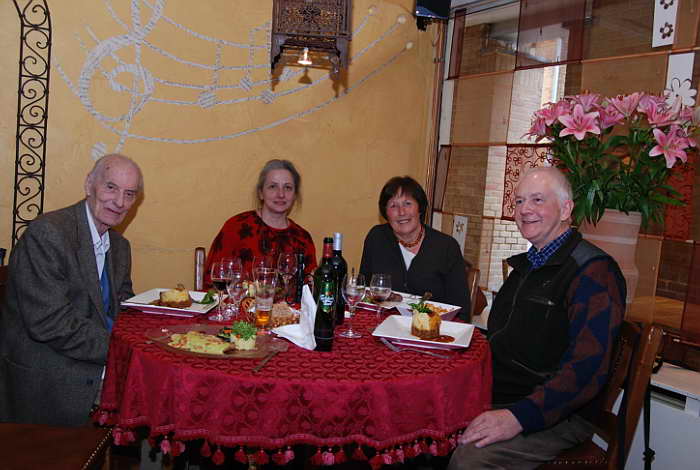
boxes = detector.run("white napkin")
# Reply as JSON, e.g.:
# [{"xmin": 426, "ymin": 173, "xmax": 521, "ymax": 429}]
[{"xmin": 272, "ymin": 285, "xmax": 316, "ymax": 350}]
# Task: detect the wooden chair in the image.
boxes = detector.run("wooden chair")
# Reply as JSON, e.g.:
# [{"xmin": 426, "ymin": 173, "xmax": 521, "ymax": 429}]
[
  {"xmin": 501, "ymin": 258, "xmax": 511, "ymax": 281},
  {"xmin": 466, "ymin": 266, "xmax": 487, "ymax": 319},
  {"xmin": 0, "ymin": 423, "xmax": 112, "ymax": 470},
  {"xmin": 538, "ymin": 321, "xmax": 663, "ymax": 470}
]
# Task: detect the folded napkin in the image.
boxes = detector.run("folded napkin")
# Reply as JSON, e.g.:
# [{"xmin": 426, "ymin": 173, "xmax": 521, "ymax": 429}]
[{"xmin": 272, "ymin": 285, "xmax": 316, "ymax": 350}]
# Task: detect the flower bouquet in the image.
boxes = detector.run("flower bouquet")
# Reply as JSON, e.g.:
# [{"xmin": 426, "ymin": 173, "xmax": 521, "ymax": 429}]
[{"xmin": 526, "ymin": 92, "xmax": 698, "ymax": 227}]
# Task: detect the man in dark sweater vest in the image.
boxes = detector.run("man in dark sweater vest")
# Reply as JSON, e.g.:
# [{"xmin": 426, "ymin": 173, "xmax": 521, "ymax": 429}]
[{"xmin": 449, "ymin": 167, "xmax": 626, "ymax": 469}]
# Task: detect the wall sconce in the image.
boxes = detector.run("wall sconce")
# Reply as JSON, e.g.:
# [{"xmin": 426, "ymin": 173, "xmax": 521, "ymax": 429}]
[
  {"xmin": 271, "ymin": 0, "xmax": 352, "ymax": 78},
  {"xmin": 298, "ymin": 47, "xmax": 312, "ymax": 66}
]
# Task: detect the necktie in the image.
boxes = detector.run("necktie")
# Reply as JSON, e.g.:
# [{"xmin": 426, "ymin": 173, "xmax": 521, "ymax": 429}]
[{"xmin": 100, "ymin": 256, "xmax": 113, "ymax": 331}]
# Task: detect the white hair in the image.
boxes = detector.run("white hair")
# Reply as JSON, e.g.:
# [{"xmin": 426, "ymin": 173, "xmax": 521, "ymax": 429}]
[{"xmin": 521, "ymin": 167, "xmax": 572, "ymax": 204}]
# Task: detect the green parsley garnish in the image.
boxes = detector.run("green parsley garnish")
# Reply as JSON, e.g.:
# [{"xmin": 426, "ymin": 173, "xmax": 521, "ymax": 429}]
[
  {"xmin": 408, "ymin": 301, "xmax": 432, "ymax": 313},
  {"xmin": 231, "ymin": 321, "xmax": 257, "ymax": 341}
]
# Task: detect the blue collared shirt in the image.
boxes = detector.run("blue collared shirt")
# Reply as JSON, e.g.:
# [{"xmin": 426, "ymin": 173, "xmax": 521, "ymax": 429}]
[{"xmin": 526, "ymin": 228, "xmax": 572, "ymax": 270}]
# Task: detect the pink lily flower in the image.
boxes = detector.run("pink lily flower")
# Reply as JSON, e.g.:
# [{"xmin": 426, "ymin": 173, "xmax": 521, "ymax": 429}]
[
  {"xmin": 609, "ymin": 92, "xmax": 642, "ymax": 117},
  {"xmin": 649, "ymin": 128, "xmax": 688, "ymax": 168},
  {"xmin": 641, "ymin": 94, "xmax": 667, "ymax": 107},
  {"xmin": 671, "ymin": 124, "xmax": 697, "ymax": 148},
  {"xmin": 558, "ymin": 104, "xmax": 601, "ymax": 140},
  {"xmin": 538, "ymin": 100, "xmax": 571, "ymax": 126},
  {"xmin": 525, "ymin": 116, "xmax": 549, "ymax": 141},
  {"xmin": 639, "ymin": 96, "xmax": 677, "ymax": 126},
  {"xmin": 598, "ymin": 105, "xmax": 625, "ymax": 130},
  {"xmin": 573, "ymin": 93, "xmax": 602, "ymax": 112}
]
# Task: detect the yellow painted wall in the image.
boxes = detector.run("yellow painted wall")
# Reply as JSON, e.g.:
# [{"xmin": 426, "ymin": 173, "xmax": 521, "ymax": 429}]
[{"xmin": 0, "ymin": 0, "xmax": 439, "ymax": 291}]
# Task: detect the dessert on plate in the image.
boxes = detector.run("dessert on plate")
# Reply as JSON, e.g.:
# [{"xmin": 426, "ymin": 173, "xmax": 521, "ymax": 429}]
[
  {"xmin": 410, "ymin": 300, "xmax": 441, "ymax": 340},
  {"xmin": 159, "ymin": 284, "xmax": 192, "ymax": 308}
]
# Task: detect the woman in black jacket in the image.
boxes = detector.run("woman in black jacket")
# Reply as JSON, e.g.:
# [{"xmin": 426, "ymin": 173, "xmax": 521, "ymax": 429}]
[{"xmin": 360, "ymin": 176, "xmax": 470, "ymax": 321}]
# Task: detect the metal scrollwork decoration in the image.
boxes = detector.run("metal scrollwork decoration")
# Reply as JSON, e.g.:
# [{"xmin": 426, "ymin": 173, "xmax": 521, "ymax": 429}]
[
  {"xmin": 11, "ymin": 0, "xmax": 51, "ymax": 247},
  {"xmin": 502, "ymin": 144, "xmax": 556, "ymax": 221}
]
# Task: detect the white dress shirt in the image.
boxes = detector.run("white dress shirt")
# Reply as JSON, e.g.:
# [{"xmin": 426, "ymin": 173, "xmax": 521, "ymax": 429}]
[{"xmin": 85, "ymin": 203, "xmax": 110, "ymax": 277}]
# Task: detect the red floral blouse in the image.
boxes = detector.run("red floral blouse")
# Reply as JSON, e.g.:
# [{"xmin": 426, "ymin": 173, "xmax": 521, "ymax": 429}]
[{"xmin": 204, "ymin": 211, "xmax": 317, "ymax": 286}]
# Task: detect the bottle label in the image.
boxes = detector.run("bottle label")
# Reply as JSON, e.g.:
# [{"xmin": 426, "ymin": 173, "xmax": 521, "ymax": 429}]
[{"xmin": 318, "ymin": 281, "xmax": 335, "ymax": 312}]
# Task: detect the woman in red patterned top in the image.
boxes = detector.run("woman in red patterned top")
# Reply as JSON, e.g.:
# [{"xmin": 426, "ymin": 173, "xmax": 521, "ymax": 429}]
[{"xmin": 204, "ymin": 159, "xmax": 317, "ymax": 286}]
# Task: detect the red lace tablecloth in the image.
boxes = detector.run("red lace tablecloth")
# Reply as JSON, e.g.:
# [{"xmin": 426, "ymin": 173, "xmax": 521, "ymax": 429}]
[{"xmin": 97, "ymin": 309, "xmax": 491, "ymax": 465}]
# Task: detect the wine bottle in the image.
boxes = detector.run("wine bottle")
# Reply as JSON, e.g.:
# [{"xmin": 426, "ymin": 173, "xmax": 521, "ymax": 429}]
[
  {"xmin": 329, "ymin": 232, "xmax": 347, "ymax": 326},
  {"xmin": 293, "ymin": 251, "xmax": 306, "ymax": 304},
  {"xmin": 313, "ymin": 237, "xmax": 336, "ymax": 351}
]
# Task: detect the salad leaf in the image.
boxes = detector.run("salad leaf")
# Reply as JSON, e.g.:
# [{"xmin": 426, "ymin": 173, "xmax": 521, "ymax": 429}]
[
  {"xmin": 194, "ymin": 289, "xmax": 217, "ymax": 304},
  {"xmin": 231, "ymin": 321, "xmax": 257, "ymax": 340}
]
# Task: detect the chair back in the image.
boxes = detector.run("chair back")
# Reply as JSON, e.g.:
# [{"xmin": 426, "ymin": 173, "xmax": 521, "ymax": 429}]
[
  {"xmin": 599, "ymin": 321, "xmax": 663, "ymax": 468},
  {"xmin": 0, "ymin": 265, "xmax": 8, "ymax": 309},
  {"xmin": 0, "ymin": 423, "xmax": 111, "ymax": 470},
  {"xmin": 539, "ymin": 321, "xmax": 663, "ymax": 470},
  {"xmin": 466, "ymin": 266, "xmax": 486, "ymax": 318}
]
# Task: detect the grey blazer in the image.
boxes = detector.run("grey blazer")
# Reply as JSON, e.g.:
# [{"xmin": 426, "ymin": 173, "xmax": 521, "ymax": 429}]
[{"xmin": 0, "ymin": 200, "xmax": 134, "ymax": 426}]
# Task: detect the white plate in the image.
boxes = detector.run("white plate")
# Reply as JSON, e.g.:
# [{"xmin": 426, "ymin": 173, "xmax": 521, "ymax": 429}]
[
  {"xmin": 122, "ymin": 288, "xmax": 218, "ymax": 317},
  {"xmin": 357, "ymin": 291, "xmax": 458, "ymax": 316},
  {"xmin": 395, "ymin": 298, "xmax": 462, "ymax": 321},
  {"xmin": 372, "ymin": 315, "xmax": 474, "ymax": 350}
]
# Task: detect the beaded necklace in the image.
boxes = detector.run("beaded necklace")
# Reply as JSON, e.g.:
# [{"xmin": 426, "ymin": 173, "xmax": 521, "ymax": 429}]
[{"xmin": 398, "ymin": 224, "xmax": 424, "ymax": 249}]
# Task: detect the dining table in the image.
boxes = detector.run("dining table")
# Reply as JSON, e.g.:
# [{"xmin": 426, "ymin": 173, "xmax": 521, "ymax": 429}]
[{"xmin": 95, "ymin": 307, "xmax": 492, "ymax": 468}]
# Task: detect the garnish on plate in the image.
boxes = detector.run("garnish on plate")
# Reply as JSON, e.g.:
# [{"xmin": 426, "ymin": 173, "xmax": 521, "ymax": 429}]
[
  {"xmin": 409, "ymin": 291, "xmax": 433, "ymax": 313},
  {"xmin": 219, "ymin": 321, "xmax": 258, "ymax": 351},
  {"xmin": 408, "ymin": 301, "xmax": 432, "ymax": 313},
  {"xmin": 231, "ymin": 321, "xmax": 257, "ymax": 341},
  {"xmin": 194, "ymin": 288, "xmax": 217, "ymax": 305}
]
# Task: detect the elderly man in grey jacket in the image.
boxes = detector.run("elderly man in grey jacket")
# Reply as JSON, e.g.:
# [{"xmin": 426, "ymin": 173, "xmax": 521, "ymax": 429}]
[{"xmin": 0, "ymin": 154, "xmax": 143, "ymax": 426}]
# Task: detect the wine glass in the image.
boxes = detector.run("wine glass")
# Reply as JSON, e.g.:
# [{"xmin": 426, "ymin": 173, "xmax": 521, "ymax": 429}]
[
  {"xmin": 209, "ymin": 260, "xmax": 231, "ymax": 321},
  {"xmin": 225, "ymin": 269, "xmax": 247, "ymax": 321},
  {"xmin": 277, "ymin": 252, "xmax": 297, "ymax": 303},
  {"xmin": 220, "ymin": 257, "xmax": 242, "ymax": 318},
  {"xmin": 339, "ymin": 271, "xmax": 365, "ymax": 339},
  {"xmin": 252, "ymin": 254, "xmax": 275, "ymax": 279},
  {"xmin": 369, "ymin": 273, "xmax": 392, "ymax": 318}
]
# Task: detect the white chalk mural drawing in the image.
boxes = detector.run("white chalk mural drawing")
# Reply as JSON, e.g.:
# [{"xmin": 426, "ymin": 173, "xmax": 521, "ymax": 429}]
[{"xmin": 54, "ymin": 0, "xmax": 412, "ymax": 154}]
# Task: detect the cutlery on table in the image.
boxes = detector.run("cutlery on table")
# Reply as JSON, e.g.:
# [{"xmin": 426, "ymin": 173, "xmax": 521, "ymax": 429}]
[
  {"xmin": 379, "ymin": 337, "xmax": 449, "ymax": 359},
  {"xmin": 253, "ymin": 349, "xmax": 279, "ymax": 373}
]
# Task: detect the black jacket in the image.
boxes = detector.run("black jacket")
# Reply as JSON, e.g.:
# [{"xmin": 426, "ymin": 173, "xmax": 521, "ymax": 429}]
[{"xmin": 360, "ymin": 223, "xmax": 470, "ymax": 320}]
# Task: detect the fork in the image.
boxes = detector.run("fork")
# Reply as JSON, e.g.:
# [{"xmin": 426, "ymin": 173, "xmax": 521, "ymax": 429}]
[{"xmin": 379, "ymin": 337, "xmax": 449, "ymax": 359}]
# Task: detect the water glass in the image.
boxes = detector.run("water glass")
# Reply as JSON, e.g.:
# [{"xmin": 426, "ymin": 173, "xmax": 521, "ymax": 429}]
[{"xmin": 226, "ymin": 270, "xmax": 248, "ymax": 318}]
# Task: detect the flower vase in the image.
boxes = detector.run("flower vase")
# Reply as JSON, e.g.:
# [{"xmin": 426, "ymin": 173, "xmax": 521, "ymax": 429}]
[{"xmin": 578, "ymin": 209, "xmax": 641, "ymax": 304}]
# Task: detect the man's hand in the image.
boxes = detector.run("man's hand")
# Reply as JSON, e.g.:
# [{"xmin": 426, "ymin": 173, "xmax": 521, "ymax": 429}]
[{"xmin": 458, "ymin": 409, "xmax": 523, "ymax": 448}]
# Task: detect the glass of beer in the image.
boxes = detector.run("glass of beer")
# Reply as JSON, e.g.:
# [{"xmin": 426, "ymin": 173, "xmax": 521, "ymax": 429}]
[{"xmin": 254, "ymin": 267, "xmax": 277, "ymax": 332}]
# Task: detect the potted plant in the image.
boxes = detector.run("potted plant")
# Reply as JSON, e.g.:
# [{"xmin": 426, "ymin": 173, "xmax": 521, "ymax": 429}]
[
  {"xmin": 526, "ymin": 92, "xmax": 698, "ymax": 304},
  {"xmin": 526, "ymin": 91, "xmax": 697, "ymax": 228}
]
